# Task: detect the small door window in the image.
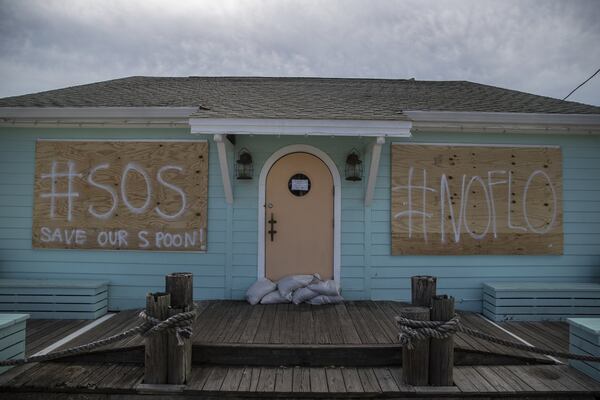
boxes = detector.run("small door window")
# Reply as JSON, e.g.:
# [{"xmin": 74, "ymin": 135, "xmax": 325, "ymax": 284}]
[{"xmin": 288, "ymin": 173, "xmax": 311, "ymax": 197}]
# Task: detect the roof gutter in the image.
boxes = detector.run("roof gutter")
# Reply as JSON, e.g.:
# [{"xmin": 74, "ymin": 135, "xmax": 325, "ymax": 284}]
[
  {"xmin": 404, "ymin": 111, "xmax": 600, "ymax": 135},
  {"xmin": 0, "ymin": 107, "xmax": 198, "ymax": 128}
]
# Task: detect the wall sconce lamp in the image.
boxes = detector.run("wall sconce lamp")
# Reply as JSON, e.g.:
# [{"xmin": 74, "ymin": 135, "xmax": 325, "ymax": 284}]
[
  {"xmin": 236, "ymin": 148, "xmax": 253, "ymax": 180},
  {"xmin": 345, "ymin": 148, "xmax": 363, "ymax": 181}
]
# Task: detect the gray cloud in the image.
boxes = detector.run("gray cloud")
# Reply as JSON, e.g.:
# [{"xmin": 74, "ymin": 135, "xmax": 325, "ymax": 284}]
[{"xmin": 1, "ymin": 0, "xmax": 599, "ymax": 106}]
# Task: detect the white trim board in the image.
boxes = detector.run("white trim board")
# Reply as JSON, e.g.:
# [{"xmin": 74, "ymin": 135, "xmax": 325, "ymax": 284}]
[
  {"xmin": 0, "ymin": 107, "xmax": 198, "ymax": 119},
  {"xmin": 257, "ymin": 145, "xmax": 342, "ymax": 288},
  {"xmin": 190, "ymin": 118, "xmax": 412, "ymax": 137},
  {"xmin": 364, "ymin": 136, "xmax": 385, "ymax": 206},
  {"xmin": 37, "ymin": 138, "xmax": 207, "ymax": 143},
  {"xmin": 214, "ymin": 134, "xmax": 234, "ymax": 204},
  {"xmin": 0, "ymin": 107, "xmax": 198, "ymax": 128},
  {"xmin": 405, "ymin": 111, "xmax": 600, "ymax": 135},
  {"xmin": 391, "ymin": 142, "xmax": 560, "ymax": 149},
  {"xmin": 404, "ymin": 111, "xmax": 600, "ymax": 125}
]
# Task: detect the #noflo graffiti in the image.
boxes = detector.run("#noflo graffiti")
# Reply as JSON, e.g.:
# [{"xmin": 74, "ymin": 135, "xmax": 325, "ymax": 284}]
[{"xmin": 393, "ymin": 166, "xmax": 558, "ymax": 243}]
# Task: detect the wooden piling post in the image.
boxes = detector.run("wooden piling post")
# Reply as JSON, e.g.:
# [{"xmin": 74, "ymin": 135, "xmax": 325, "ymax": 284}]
[
  {"xmin": 166, "ymin": 272, "xmax": 194, "ymax": 385},
  {"xmin": 411, "ymin": 276, "xmax": 437, "ymax": 307},
  {"xmin": 144, "ymin": 292, "xmax": 170, "ymax": 384},
  {"xmin": 429, "ymin": 295, "xmax": 455, "ymax": 386},
  {"xmin": 401, "ymin": 306, "xmax": 430, "ymax": 386}
]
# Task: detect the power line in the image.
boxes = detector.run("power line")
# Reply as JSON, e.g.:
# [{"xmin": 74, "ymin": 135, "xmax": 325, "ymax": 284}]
[{"xmin": 562, "ymin": 67, "xmax": 600, "ymax": 101}]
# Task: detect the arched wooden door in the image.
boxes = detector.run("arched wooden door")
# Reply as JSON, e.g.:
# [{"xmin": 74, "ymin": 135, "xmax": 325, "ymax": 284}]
[{"xmin": 265, "ymin": 152, "xmax": 334, "ymax": 281}]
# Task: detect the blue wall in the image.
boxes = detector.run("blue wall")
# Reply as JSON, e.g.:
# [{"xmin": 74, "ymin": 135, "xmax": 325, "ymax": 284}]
[{"xmin": 0, "ymin": 127, "xmax": 599, "ymax": 311}]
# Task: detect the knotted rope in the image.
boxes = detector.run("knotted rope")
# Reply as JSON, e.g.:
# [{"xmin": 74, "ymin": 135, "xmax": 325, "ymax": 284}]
[
  {"xmin": 0, "ymin": 305, "xmax": 197, "ymax": 367},
  {"xmin": 396, "ymin": 314, "xmax": 600, "ymax": 363}
]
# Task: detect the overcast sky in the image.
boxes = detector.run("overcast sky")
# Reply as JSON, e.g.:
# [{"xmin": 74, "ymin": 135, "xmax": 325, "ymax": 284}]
[{"xmin": 0, "ymin": 0, "xmax": 599, "ymax": 106}]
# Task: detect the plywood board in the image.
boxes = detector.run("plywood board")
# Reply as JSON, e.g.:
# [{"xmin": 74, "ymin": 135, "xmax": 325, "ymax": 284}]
[
  {"xmin": 33, "ymin": 140, "xmax": 208, "ymax": 251},
  {"xmin": 391, "ymin": 144, "xmax": 562, "ymax": 255}
]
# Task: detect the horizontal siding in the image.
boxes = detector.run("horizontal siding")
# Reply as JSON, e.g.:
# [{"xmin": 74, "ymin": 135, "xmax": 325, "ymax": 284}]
[
  {"xmin": 369, "ymin": 133, "xmax": 600, "ymax": 312},
  {"xmin": 0, "ymin": 128, "xmax": 227, "ymax": 310},
  {"xmin": 0, "ymin": 128, "xmax": 599, "ymax": 313}
]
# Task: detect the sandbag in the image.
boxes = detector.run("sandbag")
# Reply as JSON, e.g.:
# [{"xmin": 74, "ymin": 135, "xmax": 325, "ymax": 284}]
[
  {"xmin": 260, "ymin": 290, "xmax": 290, "ymax": 304},
  {"xmin": 307, "ymin": 280, "xmax": 339, "ymax": 296},
  {"xmin": 292, "ymin": 287, "xmax": 319, "ymax": 304},
  {"xmin": 307, "ymin": 295, "xmax": 344, "ymax": 305},
  {"xmin": 246, "ymin": 278, "xmax": 276, "ymax": 305},
  {"xmin": 278, "ymin": 274, "xmax": 320, "ymax": 301}
]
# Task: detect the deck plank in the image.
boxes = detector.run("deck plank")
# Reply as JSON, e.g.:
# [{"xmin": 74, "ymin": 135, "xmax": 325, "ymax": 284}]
[
  {"xmin": 237, "ymin": 304, "xmax": 265, "ymax": 344},
  {"xmin": 274, "ymin": 366, "xmax": 293, "ymax": 392},
  {"xmin": 341, "ymin": 367, "xmax": 364, "ymax": 393},
  {"xmin": 324, "ymin": 305, "xmax": 345, "ymax": 344},
  {"xmin": 357, "ymin": 368, "xmax": 382, "ymax": 393},
  {"xmin": 345, "ymin": 301, "xmax": 376, "ymax": 344},
  {"xmin": 216, "ymin": 302, "xmax": 245, "ymax": 343},
  {"xmin": 459, "ymin": 365, "xmax": 498, "ymax": 392},
  {"xmin": 325, "ymin": 367, "xmax": 346, "ymax": 393},
  {"xmin": 334, "ymin": 303, "xmax": 361, "ymax": 344},
  {"xmin": 186, "ymin": 366, "xmax": 215, "ymax": 390},
  {"xmin": 256, "ymin": 367, "xmax": 277, "ymax": 392},
  {"xmin": 269, "ymin": 304, "xmax": 283, "ymax": 344},
  {"xmin": 493, "ymin": 365, "xmax": 535, "ymax": 392},
  {"xmin": 220, "ymin": 367, "xmax": 244, "ymax": 391},
  {"xmin": 309, "ymin": 367, "xmax": 328, "ymax": 393},
  {"xmin": 373, "ymin": 367, "xmax": 400, "ymax": 392},
  {"xmin": 298, "ymin": 303, "xmax": 315, "ymax": 344},
  {"xmin": 254, "ymin": 304, "xmax": 277, "ymax": 344},
  {"xmin": 202, "ymin": 366, "xmax": 229, "ymax": 391},
  {"xmin": 474, "ymin": 366, "xmax": 517, "ymax": 392},
  {"xmin": 292, "ymin": 366, "xmax": 311, "ymax": 393},
  {"xmin": 192, "ymin": 302, "xmax": 220, "ymax": 342},
  {"xmin": 288, "ymin": 303, "xmax": 302, "ymax": 344},
  {"xmin": 452, "ymin": 367, "xmax": 479, "ymax": 393},
  {"xmin": 237, "ymin": 367, "xmax": 261, "ymax": 392},
  {"xmin": 355, "ymin": 302, "xmax": 389, "ymax": 344},
  {"xmin": 508, "ymin": 365, "xmax": 557, "ymax": 391},
  {"xmin": 388, "ymin": 367, "xmax": 415, "ymax": 392},
  {"xmin": 368, "ymin": 302, "xmax": 401, "ymax": 343},
  {"xmin": 312, "ymin": 306, "xmax": 331, "ymax": 344}
]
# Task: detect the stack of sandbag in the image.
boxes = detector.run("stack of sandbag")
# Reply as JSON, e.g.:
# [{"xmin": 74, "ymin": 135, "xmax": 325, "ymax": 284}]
[{"xmin": 245, "ymin": 274, "xmax": 343, "ymax": 305}]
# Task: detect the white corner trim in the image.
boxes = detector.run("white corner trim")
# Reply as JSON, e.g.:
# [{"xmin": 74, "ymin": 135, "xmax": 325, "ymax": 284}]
[
  {"xmin": 364, "ymin": 136, "xmax": 385, "ymax": 206},
  {"xmin": 257, "ymin": 145, "xmax": 342, "ymax": 288},
  {"xmin": 190, "ymin": 118, "xmax": 412, "ymax": 137},
  {"xmin": 214, "ymin": 134, "xmax": 234, "ymax": 204},
  {"xmin": 404, "ymin": 110, "xmax": 600, "ymax": 135}
]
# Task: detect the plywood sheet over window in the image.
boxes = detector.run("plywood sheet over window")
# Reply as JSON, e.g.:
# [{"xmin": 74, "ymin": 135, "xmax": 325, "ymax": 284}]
[
  {"xmin": 33, "ymin": 140, "xmax": 208, "ymax": 251},
  {"xmin": 391, "ymin": 143, "xmax": 562, "ymax": 255}
]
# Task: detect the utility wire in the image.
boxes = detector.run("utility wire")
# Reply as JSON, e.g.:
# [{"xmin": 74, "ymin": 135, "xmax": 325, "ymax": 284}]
[{"xmin": 562, "ymin": 67, "xmax": 600, "ymax": 101}]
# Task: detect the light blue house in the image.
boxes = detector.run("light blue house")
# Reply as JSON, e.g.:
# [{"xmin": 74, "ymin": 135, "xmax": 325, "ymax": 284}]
[{"xmin": 0, "ymin": 77, "xmax": 599, "ymax": 312}]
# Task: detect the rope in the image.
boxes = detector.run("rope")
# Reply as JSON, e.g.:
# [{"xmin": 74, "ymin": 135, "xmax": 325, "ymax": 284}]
[
  {"xmin": 396, "ymin": 314, "xmax": 600, "ymax": 363},
  {"xmin": 0, "ymin": 305, "xmax": 197, "ymax": 367}
]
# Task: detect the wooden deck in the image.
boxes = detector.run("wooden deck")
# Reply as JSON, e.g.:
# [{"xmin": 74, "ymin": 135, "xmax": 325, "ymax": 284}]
[
  {"xmin": 500, "ymin": 320, "xmax": 569, "ymax": 363},
  {"xmin": 25, "ymin": 319, "xmax": 89, "ymax": 356},
  {"xmin": 1, "ymin": 300, "xmax": 599, "ymax": 399}
]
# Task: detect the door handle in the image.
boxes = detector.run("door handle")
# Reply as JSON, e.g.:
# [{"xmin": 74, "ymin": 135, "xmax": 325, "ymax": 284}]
[{"xmin": 267, "ymin": 213, "xmax": 277, "ymax": 242}]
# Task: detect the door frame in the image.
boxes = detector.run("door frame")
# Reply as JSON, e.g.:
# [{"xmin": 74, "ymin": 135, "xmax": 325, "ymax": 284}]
[{"xmin": 257, "ymin": 144, "xmax": 341, "ymax": 287}]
